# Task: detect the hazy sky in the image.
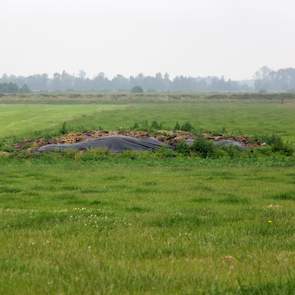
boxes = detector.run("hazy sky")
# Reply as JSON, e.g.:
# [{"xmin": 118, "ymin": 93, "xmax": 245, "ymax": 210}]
[{"xmin": 1, "ymin": 0, "xmax": 295, "ymax": 79}]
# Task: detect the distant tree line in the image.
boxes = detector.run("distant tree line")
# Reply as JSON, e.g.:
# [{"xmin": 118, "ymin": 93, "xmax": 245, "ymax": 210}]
[
  {"xmin": 0, "ymin": 82, "xmax": 30, "ymax": 94},
  {"xmin": 255, "ymin": 67, "xmax": 295, "ymax": 92},
  {"xmin": 0, "ymin": 71, "xmax": 250, "ymax": 92},
  {"xmin": 1, "ymin": 67, "xmax": 295, "ymax": 93}
]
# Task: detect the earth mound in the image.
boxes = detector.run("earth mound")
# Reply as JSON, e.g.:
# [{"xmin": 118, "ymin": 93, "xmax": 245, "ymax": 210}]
[
  {"xmin": 37, "ymin": 136, "xmax": 166, "ymax": 153},
  {"xmin": 14, "ymin": 130, "xmax": 264, "ymax": 153}
]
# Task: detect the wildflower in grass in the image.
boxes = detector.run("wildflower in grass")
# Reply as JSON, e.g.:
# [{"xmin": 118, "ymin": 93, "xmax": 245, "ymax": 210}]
[{"xmin": 268, "ymin": 220, "xmax": 273, "ymax": 224}]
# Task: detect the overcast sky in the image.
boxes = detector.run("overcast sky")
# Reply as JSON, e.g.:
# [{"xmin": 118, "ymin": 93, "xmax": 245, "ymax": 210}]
[{"xmin": 1, "ymin": 0, "xmax": 295, "ymax": 79}]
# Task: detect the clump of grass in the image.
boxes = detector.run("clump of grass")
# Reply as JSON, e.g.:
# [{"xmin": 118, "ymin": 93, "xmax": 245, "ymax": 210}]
[
  {"xmin": 131, "ymin": 120, "xmax": 164, "ymax": 131},
  {"xmin": 174, "ymin": 121, "xmax": 194, "ymax": 132},
  {"xmin": 191, "ymin": 197, "xmax": 212, "ymax": 203},
  {"xmin": 150, "ymin": 121, "xmax": 162, "ymax": 130},
  {"xmin": 174, "ymin": 122, "xmax": 181, "ymax": 131},
  {"xmin": 180, "ymin": 122, "xmax": 194, "ymax": 132},
  {"xmin": 60, "ymin": 122, "xmax": 68, "ymax": 135},
  {"xmin": 272, "ymin": 192, "xmax": 295, "ymax": 201},
  {"xmin": 219, "ymin": 196, "xmax": 249, "ymax": 204},
  {"xmin": 155, "ymin": 147, "xmax": 177, "ymax": 158},
  {"xmin": 132, "ymin": 122, "xmax": 140, "ymax": 130}
]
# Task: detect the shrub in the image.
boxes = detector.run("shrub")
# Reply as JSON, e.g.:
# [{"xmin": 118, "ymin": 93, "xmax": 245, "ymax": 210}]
[
  {"xmin": 190, "ymin": 137, "xmax": 216, "ymax": 158},
  {"xmin": 180, "ymin": 122, "xmax": 194, "ymax": 132},
  {"xmin": 264, "ymin": 135, "xmax": 294, "ymax": 156},
  {"xmin": 175, "ymin": 141, "xmax": 191, "ymax": 156}
]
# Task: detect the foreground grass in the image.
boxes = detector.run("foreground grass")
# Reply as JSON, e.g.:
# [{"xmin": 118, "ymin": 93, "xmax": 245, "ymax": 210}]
[{"xmin": 0, "ymin": 158, "xmax": 294, "ymax": 294}]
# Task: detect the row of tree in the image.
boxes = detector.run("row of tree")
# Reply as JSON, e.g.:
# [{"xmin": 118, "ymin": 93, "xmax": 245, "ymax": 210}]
[
  {"xmin": 0, "ymin": 71, "xmax": 250, "ymax": 92},
  {"xmin": 0, "ymin": 82, "xmax": 30, "ymax": 93},
  {"xmin": 1, "ymin": 67, "xmax": 295, "ymax": 93},
  {"xmin": 254, "ymin": 67, "xmax": 295, "ymax": 92}
]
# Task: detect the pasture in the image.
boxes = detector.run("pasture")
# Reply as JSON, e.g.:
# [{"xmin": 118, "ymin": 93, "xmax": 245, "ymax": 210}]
[{"xmin": 0, "ymin": 95, "xmax": 294, "ymax": 294}]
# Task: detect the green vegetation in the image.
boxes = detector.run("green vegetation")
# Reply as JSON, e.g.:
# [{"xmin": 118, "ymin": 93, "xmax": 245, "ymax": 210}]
[
  {"xmin": 0, "ymin": 104, "xmax": 123, "ymax": 138},
  {"xmin": 0, "ymin": 95, "xmax": 294, "ymax": 294},
  {"xmin": 1, "ymin": 100, "xmax": 295, "ymax": 142}
]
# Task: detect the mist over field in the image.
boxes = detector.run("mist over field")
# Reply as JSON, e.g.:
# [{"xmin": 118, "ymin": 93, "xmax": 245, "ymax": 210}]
[
  {"xmin": 2, "ymin": 67, "xmax": 295, "ymax": 93},
  {"xmin": 1, "ymin": 0, "xmax": 295, "ymax": 80}
]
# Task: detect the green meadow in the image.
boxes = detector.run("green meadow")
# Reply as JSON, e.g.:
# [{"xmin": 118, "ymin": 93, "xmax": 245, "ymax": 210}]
[
  {"xmin": 1, "ymin": 99, "xmax": 295, "ymax": 142},
  {"xmin": 0, "ymin": 96, "xmax": 294, "ymax": 294},
  {"xmin": 0, "ymin": 104, "xmax": 123, "ymax": 138}
]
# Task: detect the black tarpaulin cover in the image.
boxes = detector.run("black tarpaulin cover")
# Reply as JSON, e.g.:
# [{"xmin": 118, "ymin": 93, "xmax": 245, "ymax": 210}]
[{"xmin": 37, "ymin": 136, "xmax": 166, "ymax": 153}]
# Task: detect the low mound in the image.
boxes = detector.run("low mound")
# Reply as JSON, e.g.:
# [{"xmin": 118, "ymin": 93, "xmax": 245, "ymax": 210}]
[
  {"xmin": 37, "ymin": 136, "xmax": 166, "ymax": 153},
  {"xmin": 14, "ymin": 130, "xmax": 265, "ymax": 154}
]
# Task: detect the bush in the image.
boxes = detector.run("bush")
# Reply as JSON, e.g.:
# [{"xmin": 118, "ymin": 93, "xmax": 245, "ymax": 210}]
[
  {"xmin": 190, "ymin": 137, "xmax": 216, "ymax": 158},
  {"xmin": 263, "ymin": 135, "xmax": 294, "ymax": 156},
  {"xmin": 175, "ymin": 141, "xmax": 191, "ymax": 156}
]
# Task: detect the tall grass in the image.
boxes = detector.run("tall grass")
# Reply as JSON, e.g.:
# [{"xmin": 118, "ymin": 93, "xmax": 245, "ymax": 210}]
[{"xmin": 0, "ymin": 159, "xmax": 294, "ymax": 294}]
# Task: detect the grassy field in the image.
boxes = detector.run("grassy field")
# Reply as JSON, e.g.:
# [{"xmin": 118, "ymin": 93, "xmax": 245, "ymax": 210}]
[
  {"xmin": 0, "ymin": 104, "xmax": 123, "ymax": 138},
  {"xmin": 1, "ymin": 100, "xmax": 295, "ymax": 142},
  {"xmin": 0, "ymin": 96, "xmax": 294, "ymax": 294}
]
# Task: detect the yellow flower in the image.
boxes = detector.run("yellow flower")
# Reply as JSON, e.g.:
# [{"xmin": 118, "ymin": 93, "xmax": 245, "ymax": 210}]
[{"xmin": 268, "ymin": 220, "xmax": 273, "ymax": 224}]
